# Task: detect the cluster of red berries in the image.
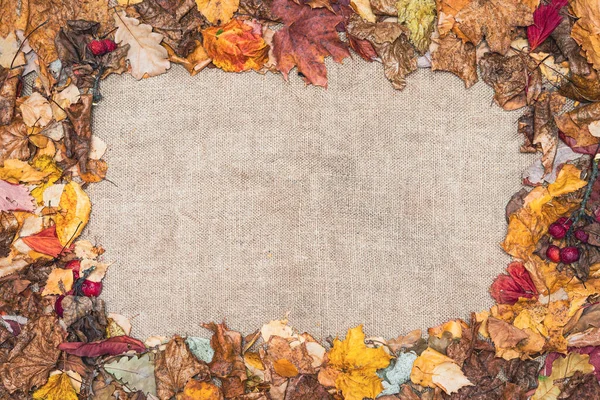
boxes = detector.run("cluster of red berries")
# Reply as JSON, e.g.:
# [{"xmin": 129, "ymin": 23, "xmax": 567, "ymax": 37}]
[
  {"xmin": 87, "ymin": 39, "xmax": 118, "ymax": 56},
  {"xmin": 55, "ymin": 259, "xmax": 103, "ymax": 317},
  {"xmin": 545, "ymin": 217, "xmax": 588, "ymax": 264}
]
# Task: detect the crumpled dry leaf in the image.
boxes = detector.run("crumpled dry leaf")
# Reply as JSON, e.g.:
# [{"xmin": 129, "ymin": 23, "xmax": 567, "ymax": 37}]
[
  {"xmin": 487, "ymin": 317, "xmax": 528, "ymax": 359},
  {"xmin": 532, "ymin": 91, "xmax": 565, "ymax": 176},
  {"xmin": 154, "ymin": 336, "xmax": 210, "ymax": 399},
  {"xmin": 51, "ymin": 84, "xmax": 80, "ymax": 122},
  {"xmin": 532, "ymin": 352, "xmax": 594, "ymax": 400},
  {"xmin": 203, "ymin": 322, "xmax": 247, "ymax": 398},
  {"xmin": 272, "ymin": 0, "xmax": 350, "ymax": 87},
  {"xmin": 202, "ymin": 19, "xmax": 269, "ymax": 72},
  {"xmin": 41, "ymin": 267, "xmax": 73, "ymax": 296},
  {"xmin": 555, "ymin": 102, "xmax": 600, "ymax": 154},
  {"xmin": 63, "ymin": 93, "xmax": 92, "ymax": 175},
  {"xmin": 571, "ymin": 0, "xmax": 600, "ymax": 72},
  {"xmin": 559, "ymin": 71, "xmax": 600, "ymax": 103},
  {"xmin": 0, "ymin": 119, "xmax": 30, "ymax": 163},
  {"xmin": 346, "ymin": 15, "xmax": 417, "ymax": 90},
  {"xmin": 479, "ymin": 52, "xmax": 542, "ymax": 111},
  {"xmin": 20, "ymin": 225, "xmax": 69, "ymax": 258},
  {"xmin": 350, "ymin": 0, "xmax": 376, "ymax": 22},
  {"xmin": 164, "ymin": 41, "xmax": 211, "ymax": 76},
  {"xmin": 61, "ymin": 295, "xmax": 94, "ymax": 327},
  {"xmin": 196, "ymin": 0, "xmax": 240, "ymax": 25},
  {"xmin": 180, "ymin": 379, "xmax": 224, "ymax": 400},
  {"xmin": 0, "ymin": 159, "xmax": 52, "ymax": 184},
  {"xmin": 430, "ymin": 31, "xmax": 477, "ymax": 88},
  {"xmin": 326, "ymin": 325, "xmax": 391, "ymax": 400},
  {"xmin": 0, "ymin": 66, "xmax": 22, "ymax": 125},
  {"xmin": 285, "ymin": 374, "xmax": 331, "ymax": 399},
  {"xmin": 32, "ymin": 372, "xmax": 78, "ymax": 400},
  {"xmin": 0, "ymin": 211, "xmax": 18, "ymax": 258},
  {"xmin": 104, "ymin": 353, "xmax": 157, "ymax": 396},
  {"xmin": 20, "ymin": 92, "xmax": 53, "ymax": 128},
  {"xmin": 397, "ymin": 0, "xmax": 436, "ymax": 53},
  {"xmin": 410, "ymin": 347, "xmax": 472, "ymax": 393},
  {"xmin": 114, "ymin": 10, "xmax": 171, "ymax": 80},
  {"xmin": 0, "ymin": 315, "xmax": 64, "ymax": 393},
  {"xmin": 52, "ymin": 181, "xmax": 91, "ymax": 247}
]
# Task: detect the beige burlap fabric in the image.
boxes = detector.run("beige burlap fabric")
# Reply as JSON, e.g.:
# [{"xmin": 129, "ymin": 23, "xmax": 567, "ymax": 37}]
[{"xmin": 85, "ymin": 59, "xmax": 536, "ymax": 340}]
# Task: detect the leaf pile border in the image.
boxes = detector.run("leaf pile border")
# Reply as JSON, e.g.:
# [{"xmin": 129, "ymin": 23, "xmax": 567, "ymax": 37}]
[{"xmin": 1, "ymin": 0, "xmax": 600, "ymax": 399}]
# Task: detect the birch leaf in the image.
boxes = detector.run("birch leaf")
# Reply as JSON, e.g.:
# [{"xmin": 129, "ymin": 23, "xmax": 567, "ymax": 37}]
[{"xmin": 113, "ymin": 11, "xmax": 170, "ymax": 80}]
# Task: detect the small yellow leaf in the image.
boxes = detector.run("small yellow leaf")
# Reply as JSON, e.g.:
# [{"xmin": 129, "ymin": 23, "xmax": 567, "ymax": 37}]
[
  {"xmin": 0, "ymin": 159, "xmax": 52, "ymax": 184},
  {"xmin": 410, "ymin": 347, "xmax": 455, "ymax": 388},
  {"xmin": 273, "ymin": 358, "xmax": 299, "ymax": 377},
  {"xmin": 32, "ymin": 372, "xmax": 78, "ymax": 400},
  {"xmin": 350, "ymin": 0, "xmax": 376, "ymax": 23},
  {"xmin": 42, "ymin": 268, "xmax": 74, "ymax": 296},
  {"xmin": 180, "ymin": 380, "xmax": 223, "ymax": 400},
  {"xmin": 195, "ymin": 0, "xmax": 240, "ymax": 25},
  {"xmin": 53, "ymin": 181, "xmax": 91, "ymax": 246}
]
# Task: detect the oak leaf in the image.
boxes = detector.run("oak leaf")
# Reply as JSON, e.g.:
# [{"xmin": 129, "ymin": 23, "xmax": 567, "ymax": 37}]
[
  {"xmin": 453, "ymin": 0, "xmax": 534, "ymax": 54},
  {"xmin": 571, "ymin": 0, "xmax": 600, "ymax": 71},
  {"xmin": 52, "ymin": 181, "xmax": 91, "ymax": 247},
  {"xmin": 346, "ymin": 15, "xmax": 417, "ymax": 90},
  {"xmin": 202, "ymin": 19, "xmax": 269, "ymax": 72},
  {"xmin": 32, "ymin": 372, "xmax": 78, "ymax": 400},
  {"xmin": 41, "ymin": 267, "xmax": 74, "ymax": 296},
  {"xmin": 430, "ymin": 32, "xmax": 477, "ymax": 88},
  {"xmin": 104, "ymin": 353, "xmax": 157, "ymax": 395},
  {"xmin": 0, "ymin": 315, "xmax": 65, "ymax": 393},
  {"xmin": 271, "ymin": 0, "xmax": 350, "ymax": 87},
  {"xmin": 327, "ymin": 325, "xmax": 391, "ymax": 400},
  {"xmin": 113, "ymin": 11, "xmax": 171, "ymax": 80},
  {"xmin": 155, "ymin": 336, "xmax": 210, "ymax": 399},
  {"xmin": 196, "ymin": 0, "xmax": 240, "ymax": 25}
]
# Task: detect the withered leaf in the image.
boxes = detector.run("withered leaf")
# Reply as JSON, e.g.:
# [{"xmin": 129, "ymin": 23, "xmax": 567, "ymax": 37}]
[
  {"xmin": 64, "ymin": 94, "xmax": 93, "ymax": 173},
  {"xmin": 154, "ymin": 335, "xmax": 210, "ymax": 399},
  {"xmin": 551, "ymin": 8, "xmax": 591, "ymax": 77},
  {"xmin": 0, "ymin": 211, "xmax": 18, "ymax": 258},
  {"xmin": 0, "ymin": 67, "xmax": 22, "ymax": 126},
  {"xmin": 0, "ymin": 315, "xmax": 64, "ymax": 393},
  {"xmin": 532, "ymin": 91, "xmax": 565, "ymax": 175},
  {"xmin": 0, "ymin": 119, "xmax": 29, "ymax": 164},
  {"xmin": 271, "ymin": 0, "xmax": 350, "ymax": 87},
  {"xmin": 453, "ymin": 0, "xmax": 534, "ymax": 54},
  {"xmin": 285, "ymin": 374, "xmax": 331, "ymax": 399},
  {"xmin": 61, "ymin": 295, "xmax": 93, "ymax": 327},
  {"xmin": 558, "ymin": 371, "xmax": 600, "ymax": 399},
  {"xmin": 479, "ymin": 52, "xmax": 542, "ymax": 111},
  {"xmin": 559, "ymin": 71, "xmax": 600, "ymax": 103},
  {"xmin": 555, "ymin": 102, "xmax": 600, "ymax": 153},
  {"xmin": 346, "ymin": 15, "xmax": 417, "ymax": 90},
  {"xmin": 203, "ymin": 322, "xmax": 247, "ymax": 398},
  {"xmin": 430, "ymin": 32, "xmax": 477, "ymax": 88}
]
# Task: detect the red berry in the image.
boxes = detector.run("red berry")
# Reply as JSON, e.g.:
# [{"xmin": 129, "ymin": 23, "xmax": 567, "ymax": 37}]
[
  {"xmin": 546, "ymin": 245, "xmax": 561, "ymax": 263},
  {"xmin": 560, "ymin": 246, "xmax": 580, "ymax": 264},
  {"xmin": 87, "ymin": 40, "xmax": 108, "ymax": 56},
  {"xmin": 575, "ymin": 229, "xmax": 589, "ymax": 243},
  {"xmin": 548, "ymin": 223, "xmax": 567, "ymax": 239},
  {"xmin": 103, "ymin": 39, "xmax": 117, "ymax": 53},
  {"xmin": 81, "ymin": 280, "xmax": 103, "ymax": 297},
  {"xmin": 556, "ymin": 217, "xmax": 573, "ymax": 229},
  {"xmin": 65, "ymin": 259, "xmax": 81, "ymax": 281}
]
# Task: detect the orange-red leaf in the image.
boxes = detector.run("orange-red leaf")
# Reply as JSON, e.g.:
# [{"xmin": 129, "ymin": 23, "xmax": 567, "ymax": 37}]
[{"xmin": 21, "ymin": 226, "xmax": 71, "ymax": 258}]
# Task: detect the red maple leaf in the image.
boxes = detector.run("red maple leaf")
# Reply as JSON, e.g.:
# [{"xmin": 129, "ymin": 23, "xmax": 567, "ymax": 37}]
[
  {"xmin": 490, "ymin": 261, "xmax": 538, "ymax": 305},
  {"xmin": 272, "ymin": 0, "xmax": 350, "ymax": 87},
  {"xmin": 527, "ymin": 0, "xmax": 568, "ymax": 51}
]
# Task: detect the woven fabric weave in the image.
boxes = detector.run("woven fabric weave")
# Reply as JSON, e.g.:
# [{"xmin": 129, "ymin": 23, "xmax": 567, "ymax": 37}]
[{"xmin": 85, "ymin": 58, "xmax": 536, "ymax": 339}]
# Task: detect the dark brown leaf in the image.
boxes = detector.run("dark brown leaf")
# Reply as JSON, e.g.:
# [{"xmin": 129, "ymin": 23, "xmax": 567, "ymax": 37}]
[
  {"xmin": 559, "ymin": 71, "xmax": 600, "ymax": 103},
  {"xmin": 551, "ymin": 6, "xmax": 591, "ymax": 77},
  {"xmin": 0, "ymin": 67, "xmax": 22, "ymax": 126},
  {"xmin": 0, "ymin": 119, "xmax": 30, "ymax": 164},
  {"xmin": 285, "ymin": 374, "xmax": 331, "ymax": 399},
  {"xmin": 0, "ymin": 212, "xmax": 18, "ymax": 258},
  {"xmin": 555, "ymin": 102, "xmax": 600, "ymax": 154},
  {"xmin": 64, "ymin": 94, "xmax": 93, "ymax": 173},
  {"xmin": 154, "ymin": 335, "xmax": 210, "ymax": 399},
  {"xmin": 430, "ymin": 32, "xmax": 478, "ymax": 88}
]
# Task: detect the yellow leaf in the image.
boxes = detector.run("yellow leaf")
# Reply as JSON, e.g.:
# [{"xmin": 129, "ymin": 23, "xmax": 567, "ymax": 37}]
[
  {"xmin": 327, "ymin": 325, "xmax": 391, "ymax": 400},
  {"xmin": 179, "ymin": 380, "xmax": 223, "ymax": 400},
  {"xmin": 195, "ymin": 0, "xmax": 239, "ymax": 25},
  {"xmin": 547, "ymin": 164, "xmax": 587, "ymax": 198},
  {"xmin": 164, "ymin": 41, "xmax": 211, "ymax": 76},
  {"xmin": 273, "ymin": 358, "xmax": 299, "ymax": 377},
  {"xmin": 41, "ymin": 268, "xmax": 74, "ymax": 296},
  {"xmin": 431, "ymin": 361, "xmax": 473, "ymax": 395},
  {"xmin": 0, "ymin": 159, "xmax": 52, "ymax": 184},
  {"xmin": 411, "ymin": 347, "xmax": 455, "ymax": 388},
  {"xmin": 428, "ymin": 319, "xmax": 467, "ymax": 339},
  {"xmin": 31, "ymin": 156, "xmax": 63, "ymax": 205},
  {"xmin": 350, "ymin": 0, "xmax": 376, "ymax": 23},
  {"xmin": 532, "ymin": 352, "xmax": 594, "ymax": 400},
  {"xmin": 33, "ymin": 373, "xmax": 78, "ymax": 400},
  {"xmin": 53, "ymin": 182, "xmax": 91, "ymax": 246},
  {"xmin": 571, "ymin": 0, "xmax": 600, "ymax": 71}
]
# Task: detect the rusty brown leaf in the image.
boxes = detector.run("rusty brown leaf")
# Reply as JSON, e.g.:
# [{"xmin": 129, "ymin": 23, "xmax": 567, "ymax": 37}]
[
  {"xmin": 0, "ymin": 212, "xmax": 18, "ymax": 258},
  {"xmin": 64, "ymin": 94, "xmax": 93, "ymax": 173},
  {"xmin": 430, "ymin": 32, "xmax": 477, "ymax": 88},
  {"xmin": 0, "ymin": 119, "xmax": 30, "ymax": 164}
]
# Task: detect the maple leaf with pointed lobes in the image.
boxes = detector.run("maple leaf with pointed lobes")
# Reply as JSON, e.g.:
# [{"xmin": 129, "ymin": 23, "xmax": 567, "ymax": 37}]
[
  {"xmin": 272, "ymin": 0, "xmax": 350, "ymax": 87},
  {"xmin": 527, "ymin": 0, "xmax": 568, "ymax": 51}
]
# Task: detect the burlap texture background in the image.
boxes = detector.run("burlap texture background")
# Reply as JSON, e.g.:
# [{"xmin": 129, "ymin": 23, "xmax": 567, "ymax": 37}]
[{"xmin": 85, "ymin": 59, "xmax": 536, "ymax": 340}]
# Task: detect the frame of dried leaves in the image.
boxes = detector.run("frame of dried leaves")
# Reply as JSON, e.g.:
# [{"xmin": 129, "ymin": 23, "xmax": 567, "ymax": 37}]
[{"xmin": 1, "ymin": 0, "xmax": 600, "ymax": 399}]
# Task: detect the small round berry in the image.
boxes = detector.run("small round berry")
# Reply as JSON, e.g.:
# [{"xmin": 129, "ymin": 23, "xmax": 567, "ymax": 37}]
[
  {"xmin": 556, "ymin": 217, "xmax": 573, "ymax": 228},
  {"xmin": 560, "ymin": 246, "xmax": 580, "ymax": 264},
  {"xmin": 548, "ymin": 222, "xmax": 567, "ymax": 239},
  {"xmin": 81, "ymin": 280, "xmax": 103, "ymax": 297},
  {"xmin": 87, "ymin": 40, "xmax": 108, "ymax": 56},
  {"xmin": 65, "ymin": 259, "xmax": 81, "ymax": 280},
  {"xmin": 546, "ymin": 245, "xmax": 561, "ymax": 263},
  {"xmin": 102, "ymin": 39, "xmax": 117, "ymax": 53},
  {"xmin": 575, "ymin": 229, "xmax": 589, "ymax": 243}
]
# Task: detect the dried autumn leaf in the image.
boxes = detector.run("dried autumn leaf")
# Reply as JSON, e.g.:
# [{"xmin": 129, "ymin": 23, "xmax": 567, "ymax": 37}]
[
  {"xmin": 431, "ymin": 361, "xmax": 473, "ymax": 394},
  {"xmin": 51, "ymin": 84, "xmax": 80, "ymax": 122},
  {"xmin": 0, "ymin": 159, "xmax": 51, "ymax": 184},
  {"xmin": 0, "ymin": 315, "xmax": 64, "ymax": 393},
  {"xmin": 571, "ymin": 0, "xmax": 600, "ymax": 71},
  {"xmin": 104, "ymin": 353, "xmax": 157, "ymax": 395},
  {"xmin": 20, "ymin": 92, "xmax": 53, "ymax": 128},
  {"xmin": 0, "ymin": 211, "xmax": 18, "ymax": 258},
  {"xmin": 453, "ymin": 0, "xmax": 534, "ymax": 54},
  {"xmin": 202, "ymin": 19, "xmax": 269, "ymax": 72},
  {"xmin": 490, "ymin": 261, "xmax": 538, "ymax": 305},
  {"xmin": 196, "ymin": 0, "xmax": 240, "ymax": 25},
  {"xmin": 397, "ymin": 0, "xmax": 436, "ymax": 53},
  {"xmin": 487, "ymin": 317, "xmax": 528, "ymax": 359},
  {"xmin": 532, "ymin": 352, "xmax": 594, "ymax": 400},
  {"xmin": 155, "ymin": 336, "xmax": 210, "ymax": 399},
  {"xmin": 20, "ymin": 226, "xmax": 68, "ymax": 258},
  {"xmin": 113, "ymin": 10, "xmax": 171, "ymax": 80},
  {"xmin": 180, "ymin": 380, "xmax": 224, "ymax": 400},
  {"xmin": 59, "ymin": 335, "xmax": 146, "ymax": 357},
  {"xmin": 346, "ymin": 15, "xmax": 417, "ymax": 90},
  {"xmin": 350, "ymin": 0, "xmax": 376, "ymax": 23},
  {"xmin": 327, "ymin": 325, "xmax": 391, "ymax": 400},
  {"xmin": 272, "ymin": 0, "xmax": 350, "ymax": 87},
  {"xmin": 52, "ymin": 181, "xmax": 91, "ymax": 246},
  {"xmin": 532, "ymin": 91, "xmax": 565, "ymax": 175},
  {"xmin": 410, "ymin": 347, "xmax": 471, "ymax": 393},
  {"xmin": 41, "ymin": 268, "xmax": 74, "ymax": 296},
  {"xmin": 430, "ymin": 32, "xmax": 477, "ymax": 88},
  {"xmin": 0, "ymin": 180, "xmax": 34, "ymax": 212},
  {"xmin": 32, "ymin": 372, "xmax": 78, "ymax": 400},
  {"xmin": 165, "ymin": 41, "xmax": 211, "ymax": 76},
  {"xmin": 0, "ymin": 66, "xmax": 22, "ymax": 125},
  {"xmin": 527, "ymin": 0, "xmax": 567, "ymax": 51},
  {"xmin": 555, "ymin": 102, "xmax": 600, "ymax": 154}
]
